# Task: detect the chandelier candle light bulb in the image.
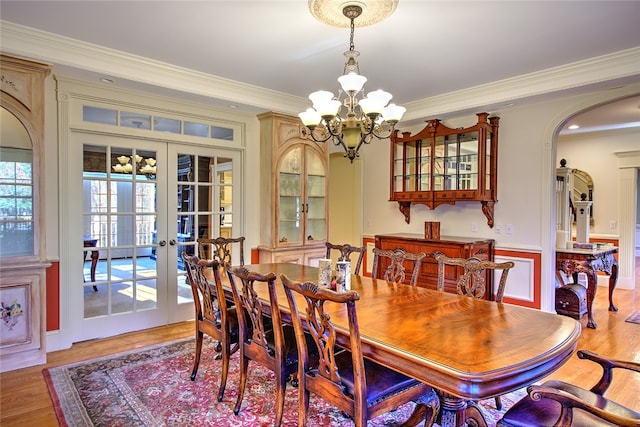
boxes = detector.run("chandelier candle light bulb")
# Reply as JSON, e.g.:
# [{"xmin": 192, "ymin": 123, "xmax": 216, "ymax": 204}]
[{"xmin": 299, "ymin": 2, "xmax": 405, "ymax": 162}]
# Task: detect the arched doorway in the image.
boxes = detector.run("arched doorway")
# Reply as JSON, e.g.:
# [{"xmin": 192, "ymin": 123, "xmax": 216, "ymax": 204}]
[{"xmin": 548, "ymin": 93, "xmax": 639, "ymax": 310}]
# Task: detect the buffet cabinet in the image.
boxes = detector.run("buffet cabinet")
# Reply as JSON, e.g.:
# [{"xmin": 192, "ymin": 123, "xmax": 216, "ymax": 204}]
[
  {"xmin": 374, "ymin": 233, "xmax": 495, "ymax": 299},
  {"xmin": 257, "ymin": 112, "xmax": 328, "ymax": 265},
  {"xmin": 390, "ymin": 113, "xmax": 499, "ymax": 227}
]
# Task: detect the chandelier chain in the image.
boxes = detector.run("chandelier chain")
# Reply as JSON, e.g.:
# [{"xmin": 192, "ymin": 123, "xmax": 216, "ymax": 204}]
[{"xmin": 349, "ymin": 13, "xmax": 355, "ymax": 52}]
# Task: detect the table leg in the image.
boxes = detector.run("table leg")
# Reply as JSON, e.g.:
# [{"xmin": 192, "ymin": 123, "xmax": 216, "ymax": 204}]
[
  {"xmin": 608, "ymin": 261, "xmax": 618, "ymax": 312},
  {"xmin": 583, "ymin": 265, "xmax": 598, "ymax": 329},
  {"xmin": 465, "ymin": 402, "xmax": 489, "ymax": 427},
  {"xmin": 84, "ymin": 249, "xmax": 99, "ymax": 292},
  {"xmin": 90, "ymin": 249, "xmax": 99, "ymax": 291},
  {"xmin": 401, "ymin": 390, "xmax": 439, "ymax": 427},
  {"xmin": 438, "ymin": 392, "xmax": 478, "ymax": 427}
]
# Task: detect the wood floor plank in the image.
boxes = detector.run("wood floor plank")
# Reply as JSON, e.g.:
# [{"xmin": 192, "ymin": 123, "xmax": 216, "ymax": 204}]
[{"xmin": 1, "ymin": 270, "xmax": 638, "ymax": 426}]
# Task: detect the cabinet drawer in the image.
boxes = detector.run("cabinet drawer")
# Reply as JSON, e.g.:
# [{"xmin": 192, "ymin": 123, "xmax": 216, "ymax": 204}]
[
  {"xmin": 434, "ymin": 191, "xmax": 454, "ymax": 200},
  {"xmin": 454, "ymin": 190, "xmax": 477, "ymax": 200}
]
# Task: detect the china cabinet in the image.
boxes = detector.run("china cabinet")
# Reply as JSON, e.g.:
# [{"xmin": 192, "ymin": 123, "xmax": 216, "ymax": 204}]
[
  {"xmin": 0, "ymin": 54, "xmax": 51, "ymax": 371},
  {"xmin": 390, "ymin": 113, "xmax": 499, "ymax": 227},
  {"xmin": 257, "ymin": 112, "xmax": 328, "ymax": 265}
]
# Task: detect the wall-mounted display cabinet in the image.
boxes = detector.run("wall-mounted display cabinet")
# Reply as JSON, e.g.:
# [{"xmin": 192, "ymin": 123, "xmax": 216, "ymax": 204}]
[
  {"xmin": 390, "ymin": 113, "xmax": 499, "ymax": 227},
  {"xmin": 257, "ymin": 112, "xmax": 328, "ymax": 265}
]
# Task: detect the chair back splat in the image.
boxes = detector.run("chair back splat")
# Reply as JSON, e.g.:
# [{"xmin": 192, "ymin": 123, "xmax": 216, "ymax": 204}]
[
  {"xmin": 371, "ymin": 247, "xmax": 426, "ymax": 286},
  {"xmin": 181, "ymin": 253, "xmax": 238, "ymax": 402},
  {"xmin": 435, "ymin": 252, "xmax": 515, "ymax": 410},
  {"xmin": 281, "ymin": 274, "xmax": 437, "ymax": 427},
  {"xmin": 435, "ymin": 253, "xmax": 514, "ymax": 302},
  {"xmin": 197, "ymin": 236, "xmax": 245, "ymax": 266},
  {"xmin": 325, "ymin": 242, "xmax": 366, "ymax": 275},
  {"xmin": 227, "ymin": 266, "xmax": 301, "ymax": 427}
]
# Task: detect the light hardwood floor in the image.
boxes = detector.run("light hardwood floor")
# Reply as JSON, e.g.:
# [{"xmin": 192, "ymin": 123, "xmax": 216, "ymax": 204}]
[{"xmin": 1, "ymin": 263, "xmax": 638, "ymax": 426}]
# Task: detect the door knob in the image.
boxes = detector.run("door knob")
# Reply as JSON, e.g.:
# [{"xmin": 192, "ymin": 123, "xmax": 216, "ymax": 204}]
[
  {"xmin": 158, "ymin": 240, "xmax": 167, "ymax": 246},
  {"xmin": 169, "ymin": 239, "xmax": 177, "ymax": 246}
]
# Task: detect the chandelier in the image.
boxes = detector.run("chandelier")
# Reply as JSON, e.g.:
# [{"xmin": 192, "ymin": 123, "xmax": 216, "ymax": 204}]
[{"xmin": 299, "ymin": 3, "xmax": 405, "ymax": 162}]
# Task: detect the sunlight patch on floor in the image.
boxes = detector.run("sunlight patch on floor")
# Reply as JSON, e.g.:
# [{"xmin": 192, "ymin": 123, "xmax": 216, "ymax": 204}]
[{"xmin": 117, "ymin": 283, "xmax": 157, "ymax": 302}]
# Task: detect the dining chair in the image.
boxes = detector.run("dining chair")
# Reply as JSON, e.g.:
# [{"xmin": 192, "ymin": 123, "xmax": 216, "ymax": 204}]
[
  {"xmin": 197, "ymin": 236, "xmax": 245, "ymax": 266},
  {"xmin": 280, "ymin": 274, "xmax": 439, "ymax": 427},
  {"xmin": 434, "ymin": 253, "xmax": 515, "ymax": 302},
  {"xmin": 497, "ymin": 350, "xmax": 640, "ymax": 427},
  {"xmin": 435, "ymin": 252, "xmax": 515, "ymax": 410},
  {"xmin": 226, "ymin": 266, "xmax": 306, "ymax": 427},
  {"xmin": 325, "ymin": 242, "xmax": 366, "ymax": 275},
  {"xmin": 181, "ymin": 253, "xmax": 239, "ymax": 402},
  {"xmin": 371, "ymin": 247, "xmax": 426, "ymax": 286}
]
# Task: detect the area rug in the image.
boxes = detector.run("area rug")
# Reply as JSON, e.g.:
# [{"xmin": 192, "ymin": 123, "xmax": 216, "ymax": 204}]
[
  {"xmin": 625, "ymin": 310, "xmax": 640, "ymax": 324},
  {"xmin": 43, "ymin": 337, "xmax": 525, "ymax": 426}
]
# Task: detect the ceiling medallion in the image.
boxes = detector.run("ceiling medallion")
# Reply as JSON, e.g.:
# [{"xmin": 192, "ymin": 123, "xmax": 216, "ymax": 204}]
[{"xmin": 308, "ymin": 0, "xmax": 399, "ymax": 27}]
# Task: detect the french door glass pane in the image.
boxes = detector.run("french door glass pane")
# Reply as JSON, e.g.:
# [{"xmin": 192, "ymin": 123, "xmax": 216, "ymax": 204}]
[
  {"xmin": 82, "ymin": 144, "xmax": 159, "ymax": 318},
  {"xmin": 174, "ymin": 151, "xmax": 232, "ymax": 302}
]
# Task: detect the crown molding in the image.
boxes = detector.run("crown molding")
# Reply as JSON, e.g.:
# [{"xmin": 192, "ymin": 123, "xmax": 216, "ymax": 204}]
[
  {"xmin": 403, "ymin": 46, "xmax": 640, "ymax": 122},
  {"xmin": 0, "ymin": 20, "xmax": 309, "ymax": 114},
  {"xmin": 2, "ymin": 20, "xmax": 639, "ymax": 121}
]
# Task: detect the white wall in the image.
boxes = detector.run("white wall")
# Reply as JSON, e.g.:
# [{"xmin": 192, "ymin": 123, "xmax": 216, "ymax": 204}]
[
  {"xmin": 558, "ymin": 128, "xmax": 639, "ymax": 237},
  {"xmin": 362, "ymin": 84, "xmax": 640, "ymax": 311}
]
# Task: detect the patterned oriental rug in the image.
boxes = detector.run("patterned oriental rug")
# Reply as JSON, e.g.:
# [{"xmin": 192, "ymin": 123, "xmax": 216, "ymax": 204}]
[{"xmin": 43, "ymin": 338, "xmax": 526, "ymax": 427}]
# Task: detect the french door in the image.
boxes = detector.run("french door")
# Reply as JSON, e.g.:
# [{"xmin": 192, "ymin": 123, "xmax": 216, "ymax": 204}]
[{"xmin": 68, "ymin": 133, "xmax": 240, "ymax": 342}]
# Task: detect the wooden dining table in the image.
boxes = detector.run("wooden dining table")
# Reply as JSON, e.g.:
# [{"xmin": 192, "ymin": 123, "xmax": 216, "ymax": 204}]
[{"xmin": 210, "ymin": 262, "xmax": 581, "ymax": 427}]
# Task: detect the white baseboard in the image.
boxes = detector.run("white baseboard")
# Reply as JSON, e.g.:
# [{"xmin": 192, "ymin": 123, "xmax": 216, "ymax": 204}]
[{"xmin": 46, "ymin": 330, "xmax": 71, "ymax": 352}]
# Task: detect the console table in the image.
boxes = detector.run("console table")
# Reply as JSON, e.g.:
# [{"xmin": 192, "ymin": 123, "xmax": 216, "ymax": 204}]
[{"xmin": 555, "ymin": 246, "xmax": 618, "ymax": 329}]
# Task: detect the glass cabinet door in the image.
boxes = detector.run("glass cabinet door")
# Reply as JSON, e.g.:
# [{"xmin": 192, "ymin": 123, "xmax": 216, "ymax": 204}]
[
  {"xmin": 279, "ymin": 147, "xmax": 302, "ymax": 244},
  {"xmin": 277, "ymin": 145, "xmax": 326, "ymax": 246},
  {"xmin": 404, "ymin": 140, "xmax": 418, "ymax": 192},
  {"xmin": 419, "ymin": 141, "xmax": 431, "ymax": 191},
  {"xmin": 305, "ymin": 149, "xmax": 325, "ymax": 242},
  {"xmin": 459, "ymin": 134, "xmax": 479, "ymax": 190}
]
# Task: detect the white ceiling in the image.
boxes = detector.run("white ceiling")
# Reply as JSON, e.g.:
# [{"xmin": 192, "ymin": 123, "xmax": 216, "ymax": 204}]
[{"xmin": 2, "ymin": 1, "xmax": 640, "ymax": 133}]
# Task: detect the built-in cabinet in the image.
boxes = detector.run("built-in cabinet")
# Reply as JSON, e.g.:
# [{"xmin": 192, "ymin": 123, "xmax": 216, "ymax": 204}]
[
  {"xmin": 390, "ymin": 113, "xmax": 499, "ymax": 227},
  {"xmin": 0, "ymin": 54, "xmax": 51, "ymax": 371},
  {"xmin": 375, "ymin": 233, "xmax": 495, "ymax": 299},
  {"xmin": 258, "ymin": 112, "xmax": 328, "ymax": 265}
]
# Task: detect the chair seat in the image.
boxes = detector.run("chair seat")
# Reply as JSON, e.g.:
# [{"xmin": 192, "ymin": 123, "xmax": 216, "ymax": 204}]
[
  {"xmin": 309, "ymin": 350, "xmax": 426, "ymax": 408},
  {"xmin": 499, "ymin": 380, "xmax": 640, "ymax": 427}
]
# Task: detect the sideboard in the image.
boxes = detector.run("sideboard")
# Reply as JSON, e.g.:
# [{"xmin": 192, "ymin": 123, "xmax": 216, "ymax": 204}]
[{"xmin": 374, "ymin": 233, "xmax": 495, "ymax": 299}]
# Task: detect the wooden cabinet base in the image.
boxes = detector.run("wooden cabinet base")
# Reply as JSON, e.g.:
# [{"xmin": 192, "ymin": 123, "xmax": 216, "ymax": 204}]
[
  {"xmin": 257, "ymin": 243, "xmax": 326, "ymax": 266},
  {"xmin": 0, "ymin": 264, "xmax": 49, "ymax": 372}
]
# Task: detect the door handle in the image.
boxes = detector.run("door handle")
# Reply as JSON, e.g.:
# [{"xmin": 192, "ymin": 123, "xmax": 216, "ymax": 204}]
[
  {"xmin": 158, "ymin": 240, "xmax": 167, "ymax": 247},
  {"xmin": 169, "ymin": 239, "xmax": 177, "ymax": 246}
]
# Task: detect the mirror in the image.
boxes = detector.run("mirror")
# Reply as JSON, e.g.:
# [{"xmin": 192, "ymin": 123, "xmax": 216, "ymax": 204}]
[{"xmin": 572, "ymin": 169, "xmax": 594, "ymax": 224}]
